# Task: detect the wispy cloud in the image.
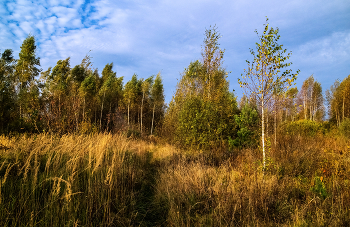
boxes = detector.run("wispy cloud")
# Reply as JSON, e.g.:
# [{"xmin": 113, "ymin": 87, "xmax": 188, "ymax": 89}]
[{"xmin": 1, "ymin": 0, "xmax": 349, "ymax": 102}]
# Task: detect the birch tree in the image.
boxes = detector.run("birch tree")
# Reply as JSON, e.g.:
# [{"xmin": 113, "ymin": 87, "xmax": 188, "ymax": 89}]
[
  {"xmin": 150, "ymin": 72, "xmax": 164, "ymax": 135},
  {"xmin": 238, "ymin": 18, "xmax": 298, "ymax": 169},
  {"xmin": 140, "ymin": 76, "xmax": 153, "ymax": 135},
  {"xmin": 124, "ymin": 74, "xmax": 138, "ymax": 127}
]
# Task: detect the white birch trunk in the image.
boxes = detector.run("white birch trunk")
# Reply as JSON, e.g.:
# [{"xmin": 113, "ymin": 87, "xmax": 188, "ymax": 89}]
[{"xmin": 262, "ymin": 98, "xmax": 266, "ymax": 169}]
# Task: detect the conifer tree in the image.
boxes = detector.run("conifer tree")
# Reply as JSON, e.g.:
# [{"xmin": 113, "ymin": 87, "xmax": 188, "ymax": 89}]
[
  {"xmin": 15, "ymin": 35, "xmax": 41, "ymax": 122},
  {"xmin": 0, "ymin": 49, "xmax": 15, "ymax": 132}
]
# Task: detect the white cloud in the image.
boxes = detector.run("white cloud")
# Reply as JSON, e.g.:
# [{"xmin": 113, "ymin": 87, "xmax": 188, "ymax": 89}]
[
  {"xmin": 296, "ymin": 31, "xmax": 350, "ymax": 66},
  {"xmin": 1, "ymin": 0, "xmax": 350, "ymax": 102}
]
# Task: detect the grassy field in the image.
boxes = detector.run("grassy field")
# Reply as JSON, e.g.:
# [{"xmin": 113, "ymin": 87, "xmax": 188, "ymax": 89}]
[{"xmin": 0, "ymin": 132, "xmax": 350, "ymax": 226}]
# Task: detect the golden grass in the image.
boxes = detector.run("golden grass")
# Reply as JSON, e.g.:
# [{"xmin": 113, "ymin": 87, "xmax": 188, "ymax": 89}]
[{"xmin": 0, "ymin": 132, "xmax": 349, "ymax": 226}]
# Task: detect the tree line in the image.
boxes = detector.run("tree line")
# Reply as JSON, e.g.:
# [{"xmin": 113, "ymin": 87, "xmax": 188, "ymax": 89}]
[
  {"xmin": 0, "ymin": 36, "xmax": 165, "ymax": 135},
  {"xmin": 1, "ymin": 21, "xmax": 349, "ymax": 150}
]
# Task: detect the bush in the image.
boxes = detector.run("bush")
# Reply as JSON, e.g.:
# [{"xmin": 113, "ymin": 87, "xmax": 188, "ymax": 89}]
[
  {"xmin": 173, "ymin": 95, "xmax": 237, "ymax": 150},
  {"xmin": 339, "ymin": 118, "xmax": 350, "ymax": 138},
  {"xmin": 229, "ymin": 104, "xmax": 259, "ymax": 150},
  {"xmin": 282, "ymin": 120, "xmax": 325, "ymax": 137}
]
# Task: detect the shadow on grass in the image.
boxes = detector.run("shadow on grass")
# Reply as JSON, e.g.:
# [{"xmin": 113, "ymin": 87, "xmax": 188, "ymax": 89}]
[{"xmin": 132, "ymin": 151, "xmax": 169, "ymax": 227}]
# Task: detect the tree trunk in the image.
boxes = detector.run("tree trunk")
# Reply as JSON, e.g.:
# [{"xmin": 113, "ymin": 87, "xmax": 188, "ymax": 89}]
[
  {"xmin": 107, "ymin": 103, "xmax": 111, "ymax": 131},
  {"xmin": 74, "ymin": 95, "xmax": 79, "ymax": 131},
  {"xmin": 262, "ymin": 98, "xmax": 266, "ymax": 170},
  {"xmin": 83, "ymin": 97, "xmax": 85, "ymax": 122},
  {"xmin": 138, "ymin": 108, "xmax": 140, "ymax": 130},
  {"xmin": 304, "ymin": 93, "xmax": 307, "ymax": 120},
  {"xmin": 151, "ymin": 104, "xmax": 155, "ymax": 135},
  {"xmin": 100, "ymin": 91, "xmax": 105, "ymax": 131},
  {"xmin": 59, "ymin": 94, "xmax": 61, "ymax": 120},
  {"xmin": 141, "ymin": 92, "xmax": 144, "ymax": 135},
  {"xmin": 127, "ymin": 101, "xmax": 130, "ymax": 127}
]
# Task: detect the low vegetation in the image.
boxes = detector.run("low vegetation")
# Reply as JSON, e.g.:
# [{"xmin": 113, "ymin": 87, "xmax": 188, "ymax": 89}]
[{"xmin": 0, "ymin": 131, "xmax": 349, "ymax": 226}]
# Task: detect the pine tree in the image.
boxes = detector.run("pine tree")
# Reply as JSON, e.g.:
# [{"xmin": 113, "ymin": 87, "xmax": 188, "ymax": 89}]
[
  {"xmin": 15, "ymin": 35, "xmax": 41, "ymax": 124},
  {"xmin": 0, "ymin": 49, "xmax": 16, "ymax": 132}
]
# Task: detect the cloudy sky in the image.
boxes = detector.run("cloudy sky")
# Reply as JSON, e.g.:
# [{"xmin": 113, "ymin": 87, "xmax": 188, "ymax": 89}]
[{"xmin": 1, "ymin": 0, "xmax": 349, "ymax": 103}]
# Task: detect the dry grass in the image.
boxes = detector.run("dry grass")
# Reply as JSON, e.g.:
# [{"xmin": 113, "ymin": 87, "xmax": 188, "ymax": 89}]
[{"xmin": 0, "ymin": 132, "xmax": 349, "ymax": 226}]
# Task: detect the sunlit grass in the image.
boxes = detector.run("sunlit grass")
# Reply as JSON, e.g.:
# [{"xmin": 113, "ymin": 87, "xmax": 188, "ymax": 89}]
[{"xmin": 0, "ymin": 132, "xmax": 349, "ymax": 226}]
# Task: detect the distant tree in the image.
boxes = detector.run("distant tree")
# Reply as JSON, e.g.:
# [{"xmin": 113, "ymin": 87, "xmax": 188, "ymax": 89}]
[
  {"xmin": 297, "ymin": 75, "xmax": 324, "ymax": 121},
  {"xmin": 326, "ymin": 79, "xmax": 340, "ymax": 125},
  {"xmin": 327, "ymin": 75, "xmax": 350, "ymax": 126},
  {"xmin": 70, "ymin": 64, "xmax": 87, "ymax": 130},
  {"xmin": 99, "ymin": 63, "xmax": 117, "ymax": 130},
  {"xmin": 50, "ymin": 58, "xmax": 71, "ymax": 127},
  {"xmin": 124, "ymin": 74, "xmax": 139, "ymax": 127},
  {"xmin": 71, "ymin": 64, "xmax": 86, "ymax": 84},
  {"xmin": 79, "ymin": 72, "xmax": 97, "ymax": 122},
  {"xmin": 0, "ymin": 49, "xmax": 16, "ymax": 132},
  {"xmin": 285, "ymin": 87, "xmax": 298, "ymax": 121},
  {"xmin": 140, "ymin": 76, "xmax": 154, "ymax": 135},
  {"xmin": 14, "ymin": 35, "xmax": 41, "ymax": 122},
  {"xmin": 150, "ymin": 72, "xmax": 164, "ymax": 135},
  {"xmin": 239, "ymin": 18, "xmax": 298, "ymax": 169},
  {"xmin": 165, "ymin": 26, "xmax": 238, "ymax": 149}
]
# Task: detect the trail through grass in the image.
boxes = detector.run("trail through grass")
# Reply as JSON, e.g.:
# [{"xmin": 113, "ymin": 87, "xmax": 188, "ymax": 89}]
[{"xmin": 0, "ymin": 133, "xmax": 350, "ymax": 226}]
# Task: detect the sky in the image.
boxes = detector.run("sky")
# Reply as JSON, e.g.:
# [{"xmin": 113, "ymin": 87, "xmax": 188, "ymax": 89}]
[{"xmin": 1, "ymin": 0, "xmax": 350, "ymax": 104}]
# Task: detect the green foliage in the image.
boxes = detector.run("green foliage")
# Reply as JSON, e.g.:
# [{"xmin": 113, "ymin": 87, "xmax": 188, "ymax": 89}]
[
  {"xmin": 283, "ymin": 120, "xmax": 325, "ymax": 137},
  {"xmin": 164, "ymin": 27, "xmax": 238, "ymax": 150},
  {"xmin": 15, "ymin": 35, "xmax": 41, "ymax": 87},
  {"xmin": 229, "ymin": 104, "xmax": 259, "ymax": 150},
  {"xmin": 150, "ymin": 73, "xmax": 165, "ymax": 135},
  {"xmin": 239, "ymin": 17, "xmax": 299, "ymax": 168},
  {"xmin": 339, "ymin": 118, "xmax": 350, "ymax": 138},
  {"xmin": 310, "ymin": 176, "xmax": 328, "ymax": 200},
  {"xmin": 71, "ymin": 64, "xmax": 86, "ymax": 83},
  {"xmin": 0, "ymin": 49, "xmax": 16, "ymax": 132}
]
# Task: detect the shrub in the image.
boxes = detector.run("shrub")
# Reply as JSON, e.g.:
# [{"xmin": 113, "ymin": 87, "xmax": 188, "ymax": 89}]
[
  {"xmin": 229, "ymin": 104, "xmax": 259, "ymax": 150},
  {"xmin": 339, "ymin": 118, "xmax": 350, "ymax": 138},
  {"xmin": 282, "ymin": 120, "xmax": 325, "ymax": 137}
]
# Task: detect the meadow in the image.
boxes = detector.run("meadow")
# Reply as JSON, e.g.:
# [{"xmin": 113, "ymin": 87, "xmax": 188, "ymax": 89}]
[{"xmin": 0, "ymin": 130, "xmax": 349, "ymax": 226}]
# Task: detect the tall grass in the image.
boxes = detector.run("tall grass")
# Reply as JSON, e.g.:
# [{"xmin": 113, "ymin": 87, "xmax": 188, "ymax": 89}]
[
  {"xmin": 0, "ymin": 133, "xmax": 168, "ymax": 226},
  {"xmin": 0, "ymin": 132, "xmax": 350, "ymax": 226}
]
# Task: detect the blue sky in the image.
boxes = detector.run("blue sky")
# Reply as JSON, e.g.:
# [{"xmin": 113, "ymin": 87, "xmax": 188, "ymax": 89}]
[{"xmin": 1, "ymin": 0, "xmax": 350, "ymax": 104}]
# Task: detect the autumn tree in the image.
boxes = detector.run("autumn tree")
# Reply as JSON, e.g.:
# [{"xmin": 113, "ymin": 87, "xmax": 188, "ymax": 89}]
[
  {"xmin": 164, "ymin": 26, "xmax": 238, "ymax": 149},
  {"xmin": 140, "ymin": 76, "xmax": 154, "ymax": 135},
  {"xmin": 124, "ymin": 74, "xmax": 139, "ymax": 127},
  {"xmin": 327, "ymin": 75, "xmax": 350, "ymax": 126},
  {"xmin": 14, "ymin": 35, "xmax": 41, "ymax": 126},
  {"xmin": 150, "ymin": 72, "xmax": 164, "ymax": 135},
  {"xmin": 297, "ymin": 75, "xmax": 324, "ymax": 121},
  {"xmin": 50, "ymin": 58, "xmax": 71, "ymax": 128},
  {"xmin": 79, "ymin": 72, "xmax": 97, "ymax": 123},
  {"xmin": 239, "ymin": 18, "xmax": 298, "ymax": 169},
  {"xmin": 285, "ymin": 87, "xmax": 298, "ymax": 121}
]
